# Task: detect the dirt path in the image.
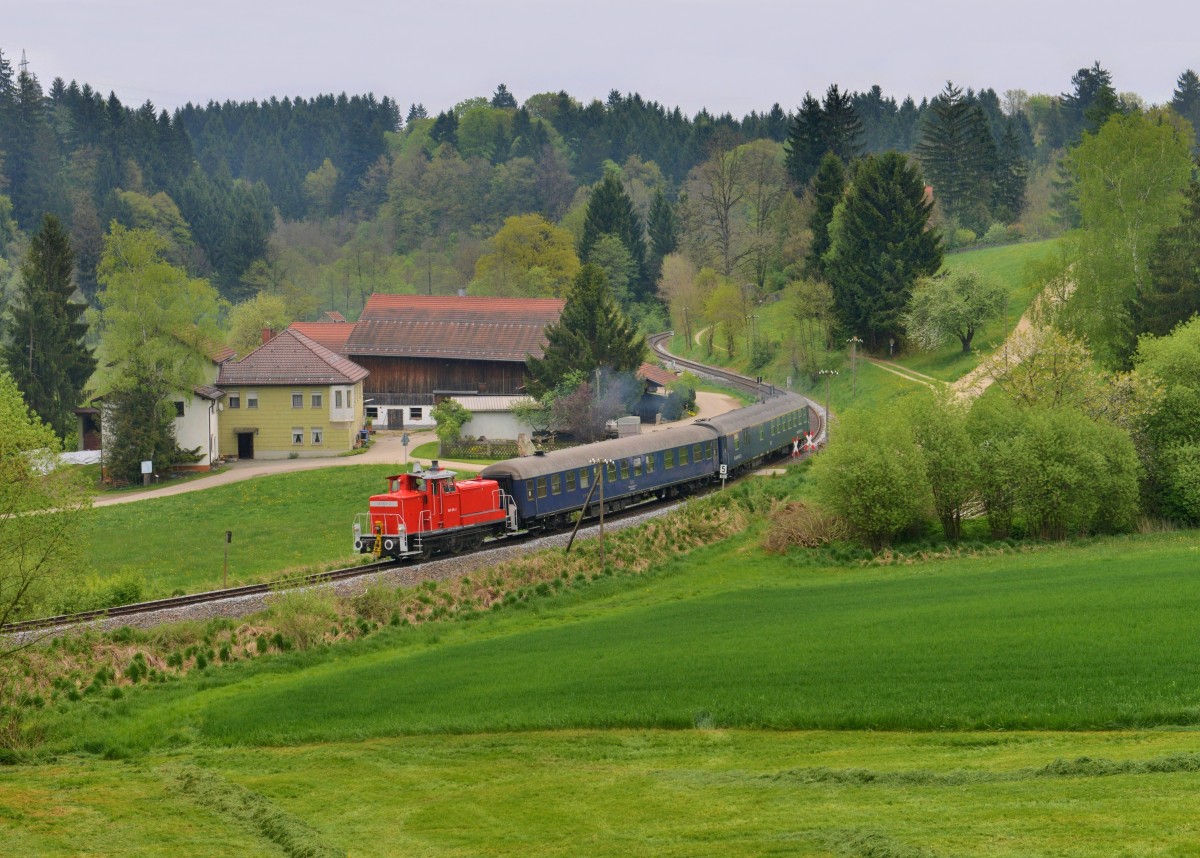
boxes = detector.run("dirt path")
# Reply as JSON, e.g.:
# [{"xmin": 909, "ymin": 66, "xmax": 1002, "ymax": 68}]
[{"xmin": 864, "ymin": 358, "xmax": 940, "ymax": 388}]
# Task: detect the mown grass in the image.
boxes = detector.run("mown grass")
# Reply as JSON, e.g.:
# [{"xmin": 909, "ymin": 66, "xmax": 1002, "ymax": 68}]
[
  {"xmin": 76, "ymin": 465, "xmax": 399, "ymax": 602},
  {"xmin": 35, "ymin": 528, "xmax": 1200, "ymax": 757},
  {"xmin": 9, "ymin": 726, "xmax": 1200, "ymax": 855}
]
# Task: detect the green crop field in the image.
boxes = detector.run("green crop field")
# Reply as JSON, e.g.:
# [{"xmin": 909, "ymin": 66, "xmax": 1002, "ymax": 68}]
[{"xmin": 9, "ymin": 525, "xmax": 1200, "ymax": 855}]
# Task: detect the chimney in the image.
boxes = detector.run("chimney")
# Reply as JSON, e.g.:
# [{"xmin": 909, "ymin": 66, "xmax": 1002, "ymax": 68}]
[
  {"xmin": 261, "ymin": 327, "xmax": 274, "ymax": 345},
  {"xmin": 457, "ymin": 287, "xmax": 467, "ymax": 298}
]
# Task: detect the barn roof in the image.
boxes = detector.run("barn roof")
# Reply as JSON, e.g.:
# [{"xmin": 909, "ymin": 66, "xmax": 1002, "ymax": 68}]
[
  {"xmin": 217, "ymin": 329, "xmax": 369, "ymax": 386},
  {"xmin": 289, "ymin": 321, "xmax": 355, "ymax": 353},
  {"xmin": 345, "ymin": 294, "xmax": 565, "ymax": 361},
  {"xmin": 638, "ymin": 363, "xmax": 679, "ymax": 388}
]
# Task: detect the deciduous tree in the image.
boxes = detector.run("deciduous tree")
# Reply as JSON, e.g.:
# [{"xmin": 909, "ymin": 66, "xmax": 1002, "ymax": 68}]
[
  {"xmin": 903, "ymin": 267, "xmax": 1007, "ymax": 353},
  {"xmin": 471, "ymin": 214, "xmax": 579, "ymax": 298}
]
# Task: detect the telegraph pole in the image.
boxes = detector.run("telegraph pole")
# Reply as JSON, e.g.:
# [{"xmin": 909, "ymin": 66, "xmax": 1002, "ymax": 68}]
[
  {"xmin": 847, "ymin": 336, "xmax": 863, "ymax": 399},
  {"xmin": 589, "ymin": 458, "xmax": 613, "ymax": 569}
]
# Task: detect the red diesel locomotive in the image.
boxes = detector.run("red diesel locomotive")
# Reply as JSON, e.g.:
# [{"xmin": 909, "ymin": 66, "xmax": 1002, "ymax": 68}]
[{"xmin": 352, "ymin": 461, "xmax": 518, "ymax": 559}]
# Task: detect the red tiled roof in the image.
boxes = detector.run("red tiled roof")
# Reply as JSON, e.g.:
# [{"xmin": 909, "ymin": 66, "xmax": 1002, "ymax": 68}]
[
  {"xmin": 638, "ymin": 363, "xmax": 679, "ymax": 387},
  {"xmin": 289, "ymin": 321, "xmax": 354, "ymax": 354},
  {"xmin": 217, "ymin": 329, "xmax": 369, "ymax": 386},
  {"xmin": 322, "ymin": 311, "xmax": 347, "ymax": 322},
  {"xmin": 346, "ymin": 294, "xmax": 565, "ymax": 361}
]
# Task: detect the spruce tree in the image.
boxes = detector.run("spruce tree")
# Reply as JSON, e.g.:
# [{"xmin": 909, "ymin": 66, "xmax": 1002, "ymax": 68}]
[
  {"xmin": 491, "ymin": 84, "xmax": 518, "ymax": 109},
  {"xmin": 824, "ymin": 152, "xmax": 942, "ymax": 348},
  {"xmin": 821, "ymin": 84, "xmax": 864, "ymax": 163},
  {"xmin": 993, "ymin": 116, "xmax": 1029, "ymax": 223},
  {"xmin": 804, "ymin": 153, "xmax": 846, "ymax": 279},
  {"xmin": 915, "ymin": 82, "xmax": 997, "ymax": 233},
  {"xmin": 1, "ymin": 214, "xmax": 96, "ymax": 438},
  {"xmin": 579, "ymin": 172, "xmax": 648, "ymax": 300},
  {"xmin": 1170, "ymin": 70, "xmax": 1200, "ymax": 147},
  {"xmin": 1142, "ymin": 174, "xmax": 1200, "ymax": 337},
  {"xmin": 647, "ymin": 188, "xmax": 678, "ymax": 287},
  {"xmin": 524, "ymin": 264, "xmax": 647, "ymax": 398},
  {"xmin": 784, "ymin": 94, "xmax": 826, "ymax": 187},
  {"xmin": 1062, "ymin": 62, "xmax": 1118, "ymax": 141}
]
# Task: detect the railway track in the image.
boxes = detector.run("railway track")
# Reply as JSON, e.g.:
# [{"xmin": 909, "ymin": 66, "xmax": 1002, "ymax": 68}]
[
  {"xmin": 7, "ymin": 340, "xmax": 820, "ymax": 638},
  {"xmin": 646, "ymin": 330, "xmax": 826, "ymax": 442}
]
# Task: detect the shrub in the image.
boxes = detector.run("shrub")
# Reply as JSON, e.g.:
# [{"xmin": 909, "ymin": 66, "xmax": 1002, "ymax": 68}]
[{"xmin": 762, "ymin": 502, "xmax": 848, "ymax": 552}]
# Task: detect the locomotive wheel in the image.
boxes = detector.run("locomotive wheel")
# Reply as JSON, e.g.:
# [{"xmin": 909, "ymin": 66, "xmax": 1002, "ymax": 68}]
[{"xmin": 446, "ymin": 536, "xmax": 464, "ymax": 555}]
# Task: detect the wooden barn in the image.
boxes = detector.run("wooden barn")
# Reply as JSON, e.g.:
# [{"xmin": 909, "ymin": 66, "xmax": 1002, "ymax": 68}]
[{"xmin": 293, "ymin": 295, "xmax": 564, "ymax": 429}]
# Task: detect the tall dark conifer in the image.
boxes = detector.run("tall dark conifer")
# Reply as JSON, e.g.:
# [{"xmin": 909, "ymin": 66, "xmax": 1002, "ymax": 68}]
[
  {"xmin": 647, "ymin": 188, "xmax": 678, "ymax": 288},
  {"xmin": 1, "ymin": 214, "xmax": 95, "ymax": 437},
  {"xmin": 579, "ymin": 171, "xmax": 648, "ymax": 300},
  {"xmin": 824, "ymin": 152, "xmax": 942, "ymax": 347},
  {"xmin": 1142, "ymin": 174, "xmax": 1200, "ymax": 337},
  {"xmin": 524, "ymin": 264, "xmax": 646, "ymax": 397},
  {"xmin": 805, "ymin": 153, "xmax": 845, "ymax": 279},
  {"xmin": 1170, "ymin": 70, "xmax": 1200, "ymax": 148},
  {"xmin": 915, "ymin": 82, "xmax": 997, "ymax": 232},
  {"xmin": 784, "ymin": 94, "xmax": 826, "ymax": 187}
]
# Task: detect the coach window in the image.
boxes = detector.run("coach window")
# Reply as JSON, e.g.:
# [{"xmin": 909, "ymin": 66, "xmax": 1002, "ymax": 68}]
[
  {"xmin": 607, "ymin": 462, "xmax": 617, "ymax": 482},
  {"xmin": 665, "ymin": 449, "xmax": 675, "ymax": 469},
  {"xmin": 647, "ymin": 454, "xmax": 655, "ymax": 473},
  {"xmin": 733, "ymin": 434, "xmax": 741, "ymax": 452},
  {"xmin": 551, "ymin": 474, "xmax": 561, "ymax": 495},
  {"xmin": 692, "ymin": 443, "xmax": 701, "ymax": 462},
  {"xmin": 633, "ymin": 457, "xmax": 642, "ymax": 477},
  {"xmin": 679, "ymin": 446, "xmax": 689, "ymax": 465},
  {"xmin": 620, "ymin": 460, "xmax": 629, "ymax": 479},
  {"xmin": 580, "ymin": 467, "xmax": 590, "ymax": 489},
  {"xmin": 760, "ymin": 426, "xmax": 765, "ymax": 441},
  {"xmin": 527, "ymin": 483, "xmax": 535, "ymax": 502},
  {"xmin": 537, "ymin": 477, "xmax": 547, "ymax": 498},
  {"xmin": 566, "ymin": 470, "xmax": 577, "ymax": 492}
]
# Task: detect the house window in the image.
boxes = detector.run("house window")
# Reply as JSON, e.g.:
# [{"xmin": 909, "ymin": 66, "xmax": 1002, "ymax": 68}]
[
  {"xmin": 228, "ymin": 394, "xmax": 240, "ymax": 409},
  {"xmin": 410, "ymin": 407, "xmax": 422, "ymax": 421},
  {"xmin": 174, "ymin": 401, "xmax": 185, "ymax": 417},
  {"xmin": 311, "ymin": 427, "xmax": 324, "ymax": 445},
  {"xmin": 292, "ymin": 428, "xmax": 304, "ymax": 445},
  {"xmin": 247, "ymin": 391, "xmax": 259, "ymax": 409},
  {"xmin": 312, "ymin": 393, "xmax": 323, "ymax": 408},
  {"xmin": 292, "ymin": 392, "xmax": 304, "ymax": 408},
  {"xmin": 347, "ymin": 390, "xmax": 353, "ymax": 409},
  {"xmin": 335, "ymin": 390, "xmax": 343, "ymax": 409}
]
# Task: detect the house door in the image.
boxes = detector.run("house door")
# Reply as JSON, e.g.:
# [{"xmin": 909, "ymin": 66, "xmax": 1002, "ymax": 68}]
[
  {"xmin": 237, "ymin": 432, "xmax": 254, "ymax": 459},
  {"xmin": 388, "ymin": 409, "xmax": 403, "ymax": 429}
]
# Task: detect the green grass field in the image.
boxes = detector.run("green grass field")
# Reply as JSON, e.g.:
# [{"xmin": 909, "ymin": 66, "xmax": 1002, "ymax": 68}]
[
  {"xmin": 9, "ymin": 526, "xmax": 1200, "ymax": 854},
  {"xmin": 77, "ymin": 465, "xmax": 401, "ymax": 602}
]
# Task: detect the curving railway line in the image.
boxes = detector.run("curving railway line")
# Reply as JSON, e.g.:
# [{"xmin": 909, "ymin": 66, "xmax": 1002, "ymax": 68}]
[{"xmin": 5, "ymin": 333, "xmax": 823, "ymax": 637}]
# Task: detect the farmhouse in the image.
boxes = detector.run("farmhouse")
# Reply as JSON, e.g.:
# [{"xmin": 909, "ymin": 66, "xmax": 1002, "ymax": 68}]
[
  {"xmin": 216, "ymin": 328, "xmax": 369, "ymax": 459},
  {"xmin": 291, "ymin": 294, "xmax": 564, "ymax": 429}
]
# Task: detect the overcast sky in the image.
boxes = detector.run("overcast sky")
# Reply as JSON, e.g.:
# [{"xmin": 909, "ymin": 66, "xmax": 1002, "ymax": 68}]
[{"xmin": 5, "ymin": 0, "xmax": 1198, "ymax": 117}]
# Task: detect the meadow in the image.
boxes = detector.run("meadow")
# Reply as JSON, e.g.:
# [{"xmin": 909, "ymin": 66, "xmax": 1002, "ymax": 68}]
[
  {"xmin": 8, "ymin": 524, "xmax": 1200, "ymax": 855},
  {"xmin": 71, "ymin": 465, "xmax": 401, "ymax": 606}
]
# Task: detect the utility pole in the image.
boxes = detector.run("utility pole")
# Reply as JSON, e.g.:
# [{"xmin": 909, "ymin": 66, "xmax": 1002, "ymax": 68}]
[
  {"xmin": 589, "ymin": 458, "xmax": 613, "ymax": 570},
  {"xmin": 746, "ymin": 313, "xmax": 758, "ymax": 362},
  {"xmin": 683, "ymin": 306, "xmax": 692, "ymax": 346},
  {"xmin": 818, "ymin": 369, "xmax": 838, "ymax": 444},
  {"xmin": 847, "ymin": 336, "xmax": 863, "ymax": 399}
]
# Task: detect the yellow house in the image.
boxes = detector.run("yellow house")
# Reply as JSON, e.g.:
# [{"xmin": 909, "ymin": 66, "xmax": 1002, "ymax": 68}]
[{"xmin": 216, "ymin": 329, "xmax": 369, "ymax": 459}]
